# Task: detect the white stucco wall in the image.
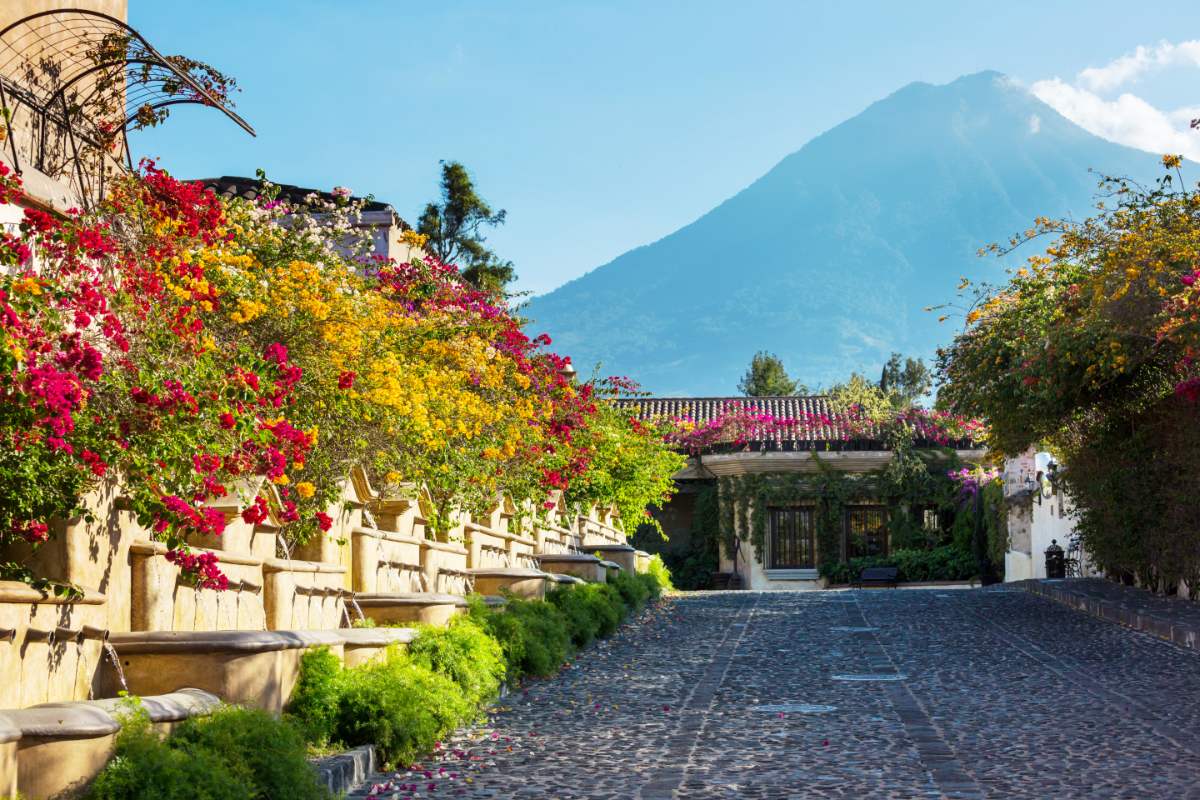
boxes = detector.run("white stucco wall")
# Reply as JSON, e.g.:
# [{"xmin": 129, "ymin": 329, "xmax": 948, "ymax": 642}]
[{"xmin": 1003, "ymin": 450, "xmax": 1094, "ymax": 581}]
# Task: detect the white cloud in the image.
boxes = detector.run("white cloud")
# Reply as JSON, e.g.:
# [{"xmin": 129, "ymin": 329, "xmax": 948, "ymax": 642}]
[
  {"xmin": 1169, "ymin": 105, "xmax": 1200, "ymax": 126},
  {"xmin": 1028, "ymin": 114, "xmax": 1041, "ymax": 134},
  {"xmin": 1077, "ymin": 40, "xmax": 1200, "ymax": 92},
  {"xmin": 1032, "ymin": 41, "xmax": 1200, "ymax": 161}
]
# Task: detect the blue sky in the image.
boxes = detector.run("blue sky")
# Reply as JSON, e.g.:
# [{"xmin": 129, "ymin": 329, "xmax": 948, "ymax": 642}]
[{"xmin": 130, "ymin": 1, "xmax": 1200, "ymax": 295}]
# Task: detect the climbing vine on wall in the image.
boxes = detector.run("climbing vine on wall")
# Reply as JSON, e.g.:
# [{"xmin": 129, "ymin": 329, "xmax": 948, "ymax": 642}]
[{"xmin": 715, "ymin": 430, "xmax": 970, "ymax": 567}]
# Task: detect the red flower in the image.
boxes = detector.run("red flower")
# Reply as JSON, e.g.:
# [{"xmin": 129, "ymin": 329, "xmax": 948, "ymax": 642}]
[
  {"xmin": 21, "ymin": 208, "xmax": 61, "ymax": 235},
  {"xmin": 80, "ymin": 449, "xmax": 108, "ymax": 477},
  {"xmin": 14, "ymin": 520, "xmax": 49, "ymax": 544},
  {"xmin": 242, "ymin": 496, "xmax": 270, "ymax": 525},
  {"xmin": 315, "ymin": 511, "xmax": 333, "ymax": 532},
  {"xmin": 264, "ymin": 342, "xmax": 289, "ymax": 366},
  {"xmin": 219, "ymin": 412, "xmax": 236, "ymax": 429},
  {"xmin": 337, "ymin": 371, "xmax": 356, "ymax": 390}
]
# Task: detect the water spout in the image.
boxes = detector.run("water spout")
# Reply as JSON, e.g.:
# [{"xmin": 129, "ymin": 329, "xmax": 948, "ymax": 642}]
[
  {"xmin": 0, "ymin": 628, "xmax": 15, "ymax": 643},
  {"xmin": 103, "ymin": 641, "xmax": 129, "ymax": 695},
  {"xmin": 80, "ymin": 625, "xmax": 109, "ymax": 642},
  {"xmin": 55, "ymin": 627, "xmax": 85, "ymax": 646}
]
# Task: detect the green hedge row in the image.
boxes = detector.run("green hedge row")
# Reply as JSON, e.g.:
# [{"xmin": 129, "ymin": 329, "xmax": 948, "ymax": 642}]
[
  {"xmin": 85, "ymin": 569, "xmax": 668, "ymax": 796},
  {"xmin": 290, "ymin": 571, "xmax": 664, "ymax": 767},
  {"xmin": 818, "ymin": 545, "xmax": 979, "ymax": 585},
  {"xmin": 86, "ymin": 701, "xmax": 330, "ymax": 800}
]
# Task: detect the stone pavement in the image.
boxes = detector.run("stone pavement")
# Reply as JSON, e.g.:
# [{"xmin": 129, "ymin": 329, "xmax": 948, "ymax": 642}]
[
  {"xmin": 1021, "ymin": 577, "xmax": 1200, "ymax": 650},
  {"xmin": 351, "ymin": 588, "xmax": 1200, "ymax": 799}
]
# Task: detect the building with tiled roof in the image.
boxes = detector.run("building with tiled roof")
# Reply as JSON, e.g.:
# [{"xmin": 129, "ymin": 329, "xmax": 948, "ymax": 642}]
[
  {"xmin": 198, "ymin": 176, "xmax": 424, "ymax": 264},
  {"xmin": 622, "ymin": 395, "xmax": 986, "ymax": 592},
  {"xmin": 200, "ymin": 176, "xmax": 400, "ymax": 216},
  {"xmin": 619, "ymin": 395, "xmax": 873, "ymax": 447}
]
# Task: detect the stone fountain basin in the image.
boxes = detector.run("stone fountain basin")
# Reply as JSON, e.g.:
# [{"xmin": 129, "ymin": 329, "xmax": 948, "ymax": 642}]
[
  {"xmin": 582, "ymin": 544, "xmax": 638, "ymax": 574},
  {"xmin": 335, "ymin": 627, "xmax": 417, "ymax": 668},
  {"xmin": 106, "ymin": 630, "xmax": 344, "ymax": 712},
  {"xmin": 467, "ymin": 567, "xmax": 552, "ymax": 600},
  {"xmin": 3, "ymin": 689, "xmax": 220, "ymax": 799},
  {"xmin": 534, "ymin": 553, "xmax": 607, "ymax": 583},
  {"xmin": 354, "ymin": 592, "xmax": 469, "ymax": 627}
]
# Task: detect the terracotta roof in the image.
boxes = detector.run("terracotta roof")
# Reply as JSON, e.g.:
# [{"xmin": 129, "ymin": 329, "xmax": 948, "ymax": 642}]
[
  {"xmin": 618, "ymin": 395, "xmax": 870, "ymax": 444},
  {"xmin": 619, "ymin": 396, "xmax": 831, "ymax": 424},
  {"xmin": 197, "ymin": 176, "xmax": 410, "ymax": 227}
]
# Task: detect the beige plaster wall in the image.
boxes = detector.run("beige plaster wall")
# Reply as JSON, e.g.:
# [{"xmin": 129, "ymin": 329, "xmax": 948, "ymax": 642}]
[
  {"xmin": 0, "ymin": 584, "xmax": 107, "ymax": 708},
  {"xmin": 351, "ymin": 527, "xmax": 424, "ymax": 593},
  {"xmin": 262, "ymin": 560, "xmax": 346, "ymax": 630},
  {"xmin": 130, "ymin": 542, "xmax": 266, "ymax": 632}
]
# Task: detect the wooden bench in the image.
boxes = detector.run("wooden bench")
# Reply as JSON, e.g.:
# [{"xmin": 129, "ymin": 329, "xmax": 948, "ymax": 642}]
[{"xmin": 854, "ymin": 566, "xmax": 899, "ymax": 588}]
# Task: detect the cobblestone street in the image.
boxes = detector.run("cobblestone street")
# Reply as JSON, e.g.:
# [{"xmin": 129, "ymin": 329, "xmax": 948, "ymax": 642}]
[{"xmin": 354, "ymin": 589, "xmax": 1200, "ymax": 799}]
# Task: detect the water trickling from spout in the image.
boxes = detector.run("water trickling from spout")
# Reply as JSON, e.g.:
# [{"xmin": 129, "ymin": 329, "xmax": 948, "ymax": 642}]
[
  {"xmin": 76, "ymin": 640, "xmax": 93, "ymax": 701},
  {"xmin": 103, "ymin": 642, "xmax": 129, "ymax": 695},
  {"xmin": 349, "ymin": 596, "xmax": 366, "ymax": 623}
]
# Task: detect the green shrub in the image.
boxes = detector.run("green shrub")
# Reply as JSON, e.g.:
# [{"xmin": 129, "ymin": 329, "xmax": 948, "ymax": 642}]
[
  {"xmin": 466, "ymin": 595, "xmax": 528, "ymax": 679},
  {"xmin": 288, "ymin": 646, "xmax": 342, "ymax": 745},
  {"xmin": 611, "ymin": 572, "xmax": 649, "ymax": 613},
  {"xmin": 406, "ymin": 616, "xmax": 505, "ymax": 706},
  {"xmin": 86, "ymin": 704, "xmax": 244, "ymax": 800},
  {"xmin": 547, "ymin": 586, "xmax": 602, "ymax": 647},
  {"xmin": 818, "ymin": 545, "xmax": 978, "ymax": 584},
  {"xmin": 588, "ymin": 583, "xmax": 626, "ymax": 636},
  {"xmin": 170, "ymin": 706, "xmax": 328, "ymax": 799},
  {"xmin": 289, "ymin": 645, "xmax": 476, "ymax": 768},
  {"xmin": 494, "ymin": 597, "xmax": 573, "ymax": 679},
  {"xmin": 637, "ymin": 571, "xmax": 663, "ymax": 601},
  {"xmin": 662, "ymin": 551, "xmax": 715, "ymax": 590},
  {"xmin": 331, "ymin": 654, "xmax": 471, "ymax": 768},
  {"xmin": 87, "ymin": 701, "xmax": 328, "ymax": 800},
  {"xmin": 645, "ymin": 554, "xmax": 674, "ymax": 593}
]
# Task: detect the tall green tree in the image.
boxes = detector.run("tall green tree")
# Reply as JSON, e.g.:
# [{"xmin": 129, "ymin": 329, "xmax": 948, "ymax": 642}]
[
  {"xmin": 827, "ymin": 373, "xmax": 893, "ymax": 420},
  {"xmin": 879, "ymin": 352, "xmax": 932, "ymax": 408},
  {"xmin": 417, "ymin": 161, "xmax": 515, "ymax": 295},
  {"xmin": 738, "ymin": 351, "xmax": 805, "ymax": 396}
]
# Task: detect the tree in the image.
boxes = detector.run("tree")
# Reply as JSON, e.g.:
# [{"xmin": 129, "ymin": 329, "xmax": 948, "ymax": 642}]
[
  {"xmin": 879, "ymin": 352, "xmax": 932, "ymax": 408},
  {"xmin": 417, "ymin": 161, "xmax": 515, "ymax": 295},
  {"xmin": 826, "ymin": 373, "xmax": 893, "ymax": 421},
  {"xmin": 936, "ymin": 158, "xmax": 1200, "ymax": 590},
  {"xmin": 738, "ymin": 351, "xmax": 805, "ymax": 396}
]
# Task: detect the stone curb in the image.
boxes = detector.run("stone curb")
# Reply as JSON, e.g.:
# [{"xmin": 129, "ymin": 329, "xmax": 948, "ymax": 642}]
[
  {"xmin": 313, "ymin": 745, "xmax": 376, "ymax": 795},
  {"xmin": 1017, "ymin": 579, "xmax": 1200, "ymax": 651}
]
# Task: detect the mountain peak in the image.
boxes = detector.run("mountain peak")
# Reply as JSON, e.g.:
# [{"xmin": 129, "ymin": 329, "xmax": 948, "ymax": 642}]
[{"xmin": 524, "ymin": 73, "xmax": 1163, "ymax": 395}]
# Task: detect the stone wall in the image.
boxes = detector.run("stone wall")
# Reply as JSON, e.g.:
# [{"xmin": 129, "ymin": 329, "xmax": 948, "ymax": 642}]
[{"xmin": 0, "ymin": 470, "xmax": 643, "ymax": 798}]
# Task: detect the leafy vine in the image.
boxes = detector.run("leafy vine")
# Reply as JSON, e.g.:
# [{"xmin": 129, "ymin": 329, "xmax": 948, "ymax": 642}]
[{"xmin": 714, "ymin": 428, "xmax": 969, "ymax": 567}]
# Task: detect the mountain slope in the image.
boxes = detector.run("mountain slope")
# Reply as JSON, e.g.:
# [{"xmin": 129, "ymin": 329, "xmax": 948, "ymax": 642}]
[{"xmin": 524, "ymin": 71, "xmax": 1165, "ymax": 394}]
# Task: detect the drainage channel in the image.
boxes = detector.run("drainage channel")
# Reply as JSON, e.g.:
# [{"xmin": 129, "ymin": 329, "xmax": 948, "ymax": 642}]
[{"xmin": 841, "ymin": 595, "xmax": 985, "ymax": 800}]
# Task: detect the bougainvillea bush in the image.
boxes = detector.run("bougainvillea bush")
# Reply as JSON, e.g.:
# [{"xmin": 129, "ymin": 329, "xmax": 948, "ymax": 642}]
[
  {"xmin": 0, "ymin": 164, "xmax": 681, "ymax": 591},
  {"xmin": 665, "ymin": 402, "xmax": 983, "ymax": 454},
  {"xmin": 937, "ymin": 157, "xmax": 1200, "ymax": 591}
]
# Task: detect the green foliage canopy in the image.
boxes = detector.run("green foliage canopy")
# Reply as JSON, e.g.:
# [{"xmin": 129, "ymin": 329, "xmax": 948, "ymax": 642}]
[
  {"xmin": 738, "ymin": 350, "xmax": 805, "ymax": 396},
  {"xmin": 417, "ymin": 161, "xmax": 515, "ymax": 295}
]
